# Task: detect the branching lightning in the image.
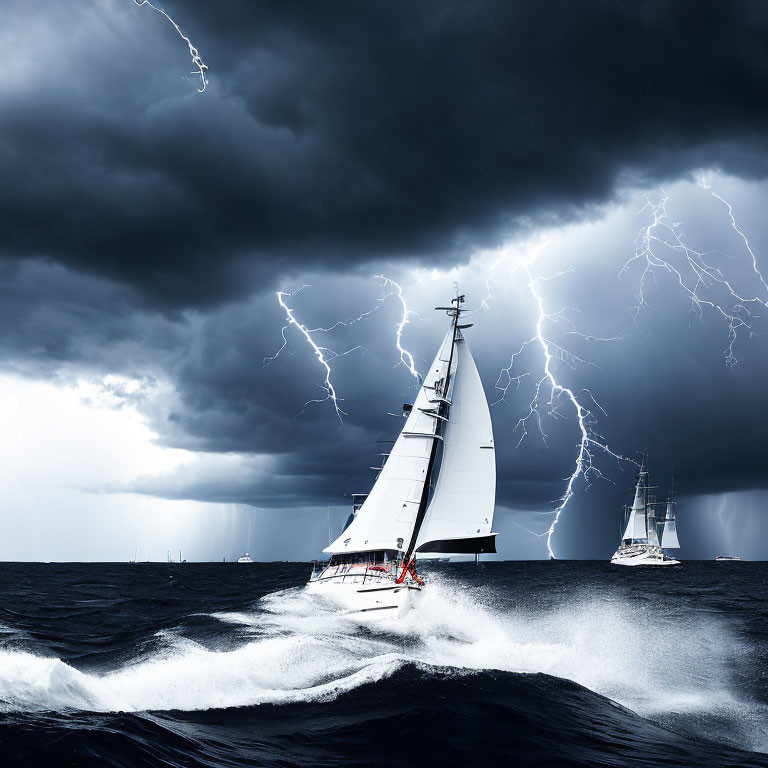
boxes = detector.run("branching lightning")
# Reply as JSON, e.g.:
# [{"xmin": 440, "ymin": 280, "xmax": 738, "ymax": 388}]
[
  {"xmin": 698, "ymin": 177, "xmax": 768, "ymax": 300},
  {"xmin": 134, "ymin": 0, "xmax": 209, "ymax": 92},
  {"xmin": 271, "ymin": 286, "xmax": 368, "ymax": 423},
  {"xmin": 264, "ymin": 278, "xmax": 421, "ymax": 421},
  {"xmin": 266, "ymin": 183, "xmax": 765, "ymax": 551},
  {"xmin": 522, "ymin": 261, "xmax": 637, "ymax": 557},
  {"xmin": 487, "ymin": 242, "xmax": 636, "ymax": 558},
  {"xmin": 620, "ymin": 187, "xmax": 768, "ymax": 367},
  {"xmin": 487, "ymin": 182, "xmax": 766, "ymax": 558}
]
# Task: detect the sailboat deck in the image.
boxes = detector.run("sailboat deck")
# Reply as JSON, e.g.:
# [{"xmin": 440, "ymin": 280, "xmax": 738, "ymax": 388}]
[{"xmin": 310, "ymin": 562, "xmax": 399, "ymax": 585}]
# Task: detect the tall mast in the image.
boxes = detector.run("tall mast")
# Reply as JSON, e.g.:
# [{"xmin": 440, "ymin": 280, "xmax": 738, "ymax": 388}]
[
  {"xmin": 643, "ymin": 462, "xmax": 651, "ymax": 541},
  {"xmin": 399, "ymin": 293, "xmax": 465, "ymax": 570},
  {"xmin": 644, "ymin": 467, "xmax": 656, "ymax": 545},
  {"xmin": 666, "ymin": 471, "xmax": 676, "ymax": 525}
]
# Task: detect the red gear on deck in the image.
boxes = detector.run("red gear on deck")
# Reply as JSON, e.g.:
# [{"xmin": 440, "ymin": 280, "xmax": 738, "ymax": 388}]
[{"xmin": 396, "ymin": 558, "xmax": 423, "ymax": 586}]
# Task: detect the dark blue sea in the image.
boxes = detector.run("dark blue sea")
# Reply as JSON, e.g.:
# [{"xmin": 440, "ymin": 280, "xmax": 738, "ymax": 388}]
[{"xmin": 0, "ymin": 561, "xmax": 765, "ymax": 767}]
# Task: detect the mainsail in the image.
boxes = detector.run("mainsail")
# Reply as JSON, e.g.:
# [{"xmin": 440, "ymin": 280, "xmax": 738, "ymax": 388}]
[
  {"xmin": 660, "ymin": 500, "xmax": 680, "ymax": 549},
  {"xmin": 323, "ymin": 294, "xmax": 496, "ymax": 559},
  {"xmin": 324, "ymin": 328, "xmax": 454, "ymax": 555},
  {"xmin": 621, "ymin": 469, "xmax": 649, "ymax": 542},
  {"xmin": 415, "ymin": 331, "xmax": 496, "ymax": 554}
]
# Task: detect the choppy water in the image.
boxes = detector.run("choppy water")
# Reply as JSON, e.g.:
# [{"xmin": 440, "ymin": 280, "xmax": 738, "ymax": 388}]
[{"xmin": 0, "ymin": 561, "xmax": 765, "ymax": 767}]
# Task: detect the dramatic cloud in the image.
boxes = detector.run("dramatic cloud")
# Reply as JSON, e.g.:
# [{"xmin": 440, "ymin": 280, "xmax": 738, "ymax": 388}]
[
  {"xmin": 3, "ymin": 1, "xmax": 768, "ymax": 558},
  {"xmin": 3, "ymin": 1, "xmax": 768, "ymax": 305}
]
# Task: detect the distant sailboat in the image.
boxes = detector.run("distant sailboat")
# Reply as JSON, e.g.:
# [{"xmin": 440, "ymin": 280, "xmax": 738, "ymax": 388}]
[
  {"xmin": 237, "ymin": 553, "xmax": 254, "ymax": 563},
  {"xmin": 308, "ymin": 293, "xmax": 497, "ymax": 616},
  {"xmin": 611, "ymin": 462, "xmax": 680, "ymax": 566},
  {"xmin": 715, "ymin": 555, "xmax": 742, "ymax": 561}
]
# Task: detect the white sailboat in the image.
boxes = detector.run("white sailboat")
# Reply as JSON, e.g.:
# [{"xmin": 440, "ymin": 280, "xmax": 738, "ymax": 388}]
[
  {"xmin": 237, "ymin": 553, "xmax": 254, "ymax": 563},
  {"xmin": 611, "ymin": 463, "xmax": 680, "ymax": 566},
  {"xmin": 307, "ymin": 294, "xmax": 497, "ymax": 616}
]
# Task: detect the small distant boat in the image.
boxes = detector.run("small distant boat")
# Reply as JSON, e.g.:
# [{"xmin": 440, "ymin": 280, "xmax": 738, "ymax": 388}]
[
  {"xmin": 308, "ymin": 293, "xmax": 497, "ymax": 617},
  {"xmin": 611, "ymin": 462, "xmax": 680, "ymax": 566},
  {"xmin": 237, "ymin": 553, "xmax": 253, "ymax": 563},
  {"xmin": 715, "ymin": 555, "xmax": 742, "ymax": 561}
]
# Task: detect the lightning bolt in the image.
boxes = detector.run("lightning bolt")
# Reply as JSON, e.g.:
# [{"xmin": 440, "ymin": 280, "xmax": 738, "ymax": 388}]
[
  {"xmin": 488, "ymin": 181, "xmax": 766, "ymax": 558},
  {"xmin": 259, "ymin": 284, "xmax": 310, "ymax": 371},
  {"xmin": 487, "ymin": 240, "xmax": 635, "ymax": 558},
  {"xmin": 376, "ymin": 275, "xmax": 421, "ymax": 380},
  {"xmin": 620, "ymin": 187, "xmax": 768, "ymax": 367},
  {"xmin": 272, "ymin": 286, "xmax": 369, "ymax": 423},
  {"xmin": 708, "ymin": 189, "xmax": 768, "ymax": 298},
  {"xmin": 480, "ymin": 248, "xmax": 512, "ymax": 310},
  {"xmin": 522, "ymin": 261, "xmax": 638, "ymax": 558},
  {"xmin": 261, "ymin": 179, "xmax": 765, "ymax": 554},
  {"xmin": 134, "ymin": 0, "xmax": 209, "ymax": 93},
  {"xmin": 263, "ymin": 276, "xmax": 423, "ymax": 421}
]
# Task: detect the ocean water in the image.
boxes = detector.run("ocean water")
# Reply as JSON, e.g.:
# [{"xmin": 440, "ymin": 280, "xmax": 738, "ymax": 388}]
[{"xmin": 0, "ymin": 561, "xmax": 765, "ymax": 767}]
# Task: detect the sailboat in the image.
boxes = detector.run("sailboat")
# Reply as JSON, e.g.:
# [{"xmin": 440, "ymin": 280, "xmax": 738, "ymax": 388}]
[
  {"xmin": 611, "ymin": 463, "xmax": 680, "ymax": 566},
  {"xmin": 307, "ymin": 293, "xmax": 497, "ymax": 616}
]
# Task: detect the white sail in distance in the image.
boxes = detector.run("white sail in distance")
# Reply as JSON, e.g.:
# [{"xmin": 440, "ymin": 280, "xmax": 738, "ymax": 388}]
[
  {"xmin": 621, "ymin": 471, "xmax": 649, "ymax": 542},
  {"xmin": 646, "ymin": 503, "xmax": 660, "ymax": 548},
  {"xmin": 611, "ymin": 463, "xmax": 680, "ymax": 566},
  {"xmin": 660, "ymin": 501, "xmax": 680, "ymax": 549},
  {"xmin": 416, "ymin": 330, "xmax": 496, "ymax": 554},
  {"xmin": 324, "ymin": 329, "xmax": 455, "ymax": 555}
]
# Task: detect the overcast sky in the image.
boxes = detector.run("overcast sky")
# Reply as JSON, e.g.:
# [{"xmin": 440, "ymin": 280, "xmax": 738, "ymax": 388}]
[{"xmin": 2, "ymin": 0, "xmax": 768, "ymax": 561}]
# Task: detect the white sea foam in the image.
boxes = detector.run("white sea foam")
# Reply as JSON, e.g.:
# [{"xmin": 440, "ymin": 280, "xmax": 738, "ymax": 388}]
[
  {"xmin": 0, "ymin": 636, "xmax": 405, "ymax": 713},
  {"xmin": 0, "ymin": 576, "xmax": 764, "ymax": 751}
]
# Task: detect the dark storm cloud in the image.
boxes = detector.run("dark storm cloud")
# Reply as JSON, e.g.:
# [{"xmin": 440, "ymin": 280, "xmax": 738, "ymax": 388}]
[
  {"xmin": 3, "ymin": 1, "xmax": 768, "ymax": 306},
  {"xmin": 4, "ymin": 0, "xmax": 768, "ymax": 555}
]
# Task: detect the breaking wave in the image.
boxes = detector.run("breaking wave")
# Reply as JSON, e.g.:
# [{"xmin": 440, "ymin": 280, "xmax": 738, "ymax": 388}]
[{"xmin": 0, "ymin": 574, "xmax": 764, "ymax": 755}]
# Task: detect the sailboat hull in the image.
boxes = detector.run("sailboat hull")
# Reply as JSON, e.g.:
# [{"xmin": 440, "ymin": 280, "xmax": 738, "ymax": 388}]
[
  {"xmin": 611, "ymin": 544, "xmax": 680, "ymax": 566},
  {"xmin": 306, "ymin": 577, "xmax": 421, "ymax": 619}
]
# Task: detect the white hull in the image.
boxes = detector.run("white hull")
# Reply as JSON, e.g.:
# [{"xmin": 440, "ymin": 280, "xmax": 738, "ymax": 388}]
[
  {"xmin": 611, "ymin": 544, "xmax": 680, "ymax": 566},
  {"xmin": 307, "ymin": 563, "xmax": 421, "ymax": 619}
]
